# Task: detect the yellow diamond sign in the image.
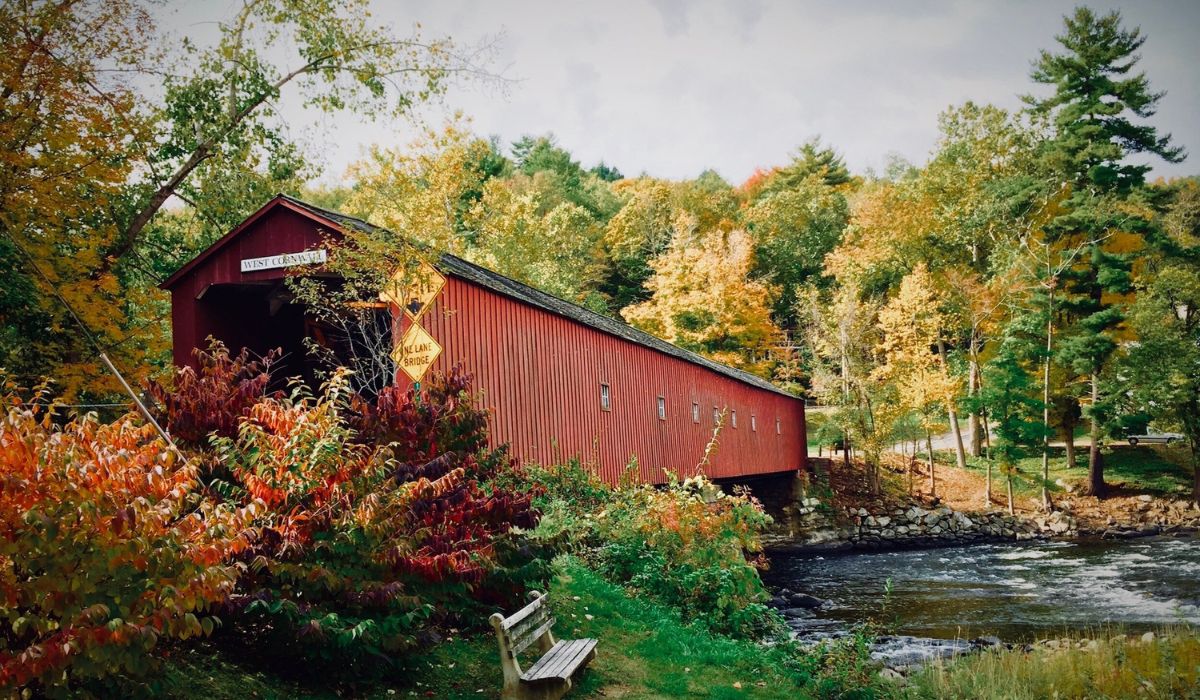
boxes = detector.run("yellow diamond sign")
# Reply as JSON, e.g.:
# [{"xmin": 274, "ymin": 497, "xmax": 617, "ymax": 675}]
[
  {"xmin": 379, "ymin": 260, "xmax": 446, "ymax": 320},
  {"xmin": 392, "ymin": 322, "xmax": 442, "ymax": 382}
]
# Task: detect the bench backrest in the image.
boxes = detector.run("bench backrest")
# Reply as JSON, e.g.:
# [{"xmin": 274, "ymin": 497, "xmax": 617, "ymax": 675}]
[{"xmin": 492, "ymin": 591, "xmax": 556, "ymax": 658}]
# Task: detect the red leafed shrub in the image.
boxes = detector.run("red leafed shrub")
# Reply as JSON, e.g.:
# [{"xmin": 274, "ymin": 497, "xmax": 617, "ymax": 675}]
[
  {"xmin": 208, "ymin": 368, "xmax": 541, "ymax": 676},
  {"xmin": 145, "ymin": 339, "xmax": 277, "ymax": 445},
  {"xmin": 351, "ymin": 364, "xmax": 486, "ymax": 459},
  {"xmin": 354, "ymin": 365, "xmax": 540, "ymax": 583},
  {"xmin": 0, "ymin": 382, "xmax": 253, "ymax": 696}
]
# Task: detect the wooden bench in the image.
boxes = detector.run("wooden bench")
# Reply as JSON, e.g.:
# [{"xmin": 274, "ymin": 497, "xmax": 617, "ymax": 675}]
[{"xmin": 489, "ymin": 590, "xmax": 597, "ymax": 700}]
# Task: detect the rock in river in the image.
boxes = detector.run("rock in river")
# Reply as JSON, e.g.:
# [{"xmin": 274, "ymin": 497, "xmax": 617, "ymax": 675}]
[{"xmin": 787, "ymin": 592, "xmax": 829, "ymax": 609}]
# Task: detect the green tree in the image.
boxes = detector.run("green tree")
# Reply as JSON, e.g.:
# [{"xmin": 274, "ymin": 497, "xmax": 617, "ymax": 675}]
[
  {"xmin": 1123, "ymin": 179, "xmax": 1200, "ymax": 501},
  {"xmin": 1026, "ymin": 6, "xmax": 1184, "ymax": 496},
  {"xmin": 509, "ymin": 134, "xmax": 619, "ymax": 219},
  {"xmin": 975, "ymin": 337, "xmax": 1048, "ymax": 514},
  {"xmin": 759, "ymin": 138, "xmax": 854, "ymax": 193},
  {"xmin": 114, "ymin": 0, "xmax": 495, "ymax": 275},
  {"xmin": 745, "ymin": 173, "xmax": 849, "ymax": 329}
]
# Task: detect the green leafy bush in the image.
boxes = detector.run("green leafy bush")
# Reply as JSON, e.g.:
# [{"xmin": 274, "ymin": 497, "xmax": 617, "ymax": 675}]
[{"xmin": 524, "ymin": 462, "xmax": 779, "ymax": 638}]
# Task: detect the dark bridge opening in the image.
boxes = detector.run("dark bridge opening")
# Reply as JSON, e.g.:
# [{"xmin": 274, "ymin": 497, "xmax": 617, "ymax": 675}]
[{"xmin": 194, "ymin": 282, "xmax": 317, "ymax": 390}]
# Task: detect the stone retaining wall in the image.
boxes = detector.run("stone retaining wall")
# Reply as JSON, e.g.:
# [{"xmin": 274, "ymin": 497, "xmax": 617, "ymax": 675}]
[{"xmin": 764, "ymin": 497, "xmax": 1078, "ymax": 552}]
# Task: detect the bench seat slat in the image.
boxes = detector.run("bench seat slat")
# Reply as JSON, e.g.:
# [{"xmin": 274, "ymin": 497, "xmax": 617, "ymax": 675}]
[
  {"xmin": 532, "ymin": 640, "xmax": 579, "ymax": 680},
  {"xmin": 501, "ymin": 593, "xmax": 548, "ymax": 631},
  {"xmin": 540, "ymin": 639, "xmax": 590, "ymax": 679},
  {"xmin": 521, "ymin": 638, "xmax": 597, "ymax": 682}
]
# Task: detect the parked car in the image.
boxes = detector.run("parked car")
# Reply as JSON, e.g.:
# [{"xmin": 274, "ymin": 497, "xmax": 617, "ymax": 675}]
[{"xmin": 1126, "ymin": 428, "xmax": 1185, "ymax": 446}]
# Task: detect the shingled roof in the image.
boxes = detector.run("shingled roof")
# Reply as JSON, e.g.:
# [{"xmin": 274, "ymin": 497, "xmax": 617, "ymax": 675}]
[{"xmin": 216, "ymin": 194, "xmax": 794, "ymax": 397}]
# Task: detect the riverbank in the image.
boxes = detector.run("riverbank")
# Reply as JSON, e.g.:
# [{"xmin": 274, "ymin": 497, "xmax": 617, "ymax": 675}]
[
  {"xmin": 766, "ymin": 443, "xmax": 1199, "ymax": 554},
  {"xmin": 902, "ymin": 629, "xmax": 1200, "ymax": 699},
  {"xmin": 154, "ymin": 557, "xmax": 1200, "ymax": 699}
]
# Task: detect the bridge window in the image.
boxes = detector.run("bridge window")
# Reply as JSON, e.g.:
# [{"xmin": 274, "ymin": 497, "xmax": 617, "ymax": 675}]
[
  {"xmin": 600, "ymin": 383, "xmax": 611, "ymax": 411},
  {"xmin": 691, "ymin": 402, "xmax": 700, "ymax": 423},
  {"xmin": 657, "ymin": 396, "xmax": 666, "ymax": 420},
  {"xmin": 712, "ymin": 406, "xmax": 720, "ymax": 424},
  {"xmin": 731, "ymin": 410, "xmax": 738, "ymax": 428},
  {"xmin": 751, "ymin": 414, "xmax": 757, "ymax": 432},
  {"xmin": 776, "ymin": 417, "xmax": 782, "ymax": 434}
]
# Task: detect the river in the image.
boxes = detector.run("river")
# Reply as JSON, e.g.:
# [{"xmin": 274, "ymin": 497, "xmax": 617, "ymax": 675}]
[{"xmin": 764, "ymin": 536, "xmax": 1200, "ymax": 664}]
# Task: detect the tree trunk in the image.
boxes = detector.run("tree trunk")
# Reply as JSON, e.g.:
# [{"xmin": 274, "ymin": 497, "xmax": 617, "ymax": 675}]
[
  {"xmin": 843, "ymin": 437, "xmax": 851, "ymax": 469},
  {"xmin": 968, "ymin": 340, "xmax": 982, "ymax": 457},
  {"xmin": 1186, "ymin": 407, "xmax": 1200, "ymax": 505},
  {"xmin": 983, "ymin": 412, "xmax": 994, "ymax": 509},
  {"xmin": 938, "ymin": 339, "xmax": 968, "ymax": 471},
  {"xmin": 1191, "ymin": 440, "xmax": 1200, "ymax": 505},
  {"xmin": 1086, "ymin": 371, "xmax": 1106, "ymax": 497},
  {"xmin": 925, "ymin": 431, "xmax": 936, "ymax": 498},
  {"xmin": 1005, "ymin": 464, "xmax": 1015, "ymax": 516},
  {"xmin": 1040, "ymin": 287, "xmax": 1054, "ymax": 512}
]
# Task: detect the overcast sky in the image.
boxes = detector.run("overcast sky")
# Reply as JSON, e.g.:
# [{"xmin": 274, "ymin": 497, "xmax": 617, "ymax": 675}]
[{"xmin": 161, "ymin": 1, "xmax": 1200, "ymax": 185}]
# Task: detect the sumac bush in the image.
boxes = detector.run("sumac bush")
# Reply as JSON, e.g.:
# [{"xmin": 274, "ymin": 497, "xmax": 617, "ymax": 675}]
[
  {"xmin": 208, "ymin": 368, "xmax": 541, "ymax": 678},
  {"xmin": 145, "ymin": 339, "xmax": 276, "ymax": 445},
  {"xmin": 0, "ymin": 384, "xmax": 252, "ymax": 696}
]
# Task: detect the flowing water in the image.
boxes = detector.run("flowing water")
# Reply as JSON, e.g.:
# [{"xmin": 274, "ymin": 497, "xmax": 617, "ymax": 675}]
[{"xmin": 765, "ymin": 536, "xmax": 1200, "ymax": 665}]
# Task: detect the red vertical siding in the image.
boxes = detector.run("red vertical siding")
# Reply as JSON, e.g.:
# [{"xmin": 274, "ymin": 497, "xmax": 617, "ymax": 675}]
[{"xmin": 410, "ymin": 275, "xmax": 806, "ymax": 483}]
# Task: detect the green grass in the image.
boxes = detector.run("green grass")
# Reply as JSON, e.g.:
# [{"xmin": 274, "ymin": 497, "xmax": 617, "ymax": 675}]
[
  {"xmin": 903, "ymin": 629, "xmax": 1200, "ymax": 699},
  {"xmin": 146, "ymin": 558, "xmax": 871, "ymax": 699},
  {"xmin": 398, "ymin": 558, "xmax": 827, "ymax": 699},
  {"xmin": 937, "ymin": 443, "xmax": 1194, "ymax": 498}
]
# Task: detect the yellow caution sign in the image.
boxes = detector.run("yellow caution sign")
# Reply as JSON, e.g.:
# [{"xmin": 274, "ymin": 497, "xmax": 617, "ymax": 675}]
[
  {"xmin": 379, "ymin": 260, "xmax": 446, "ymax": 321},
  {"xmin": 392, "ymin": 322, "xmax": 442, "ymax": 382}
]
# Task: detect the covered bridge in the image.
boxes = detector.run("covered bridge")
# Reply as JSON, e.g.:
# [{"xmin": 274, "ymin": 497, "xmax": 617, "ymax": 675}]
[{"xmin": 161, "ymin": 195, "xmax": 807, "ymax": 484}]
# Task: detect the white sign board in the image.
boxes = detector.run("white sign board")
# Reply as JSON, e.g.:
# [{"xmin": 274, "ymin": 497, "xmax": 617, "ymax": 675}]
[{"xmin": 240, "ymin": 249, "xmax": 327, "ymax": 273}]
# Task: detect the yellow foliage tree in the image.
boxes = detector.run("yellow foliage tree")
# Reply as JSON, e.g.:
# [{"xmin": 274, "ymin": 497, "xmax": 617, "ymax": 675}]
[
  {"xmin": 623, "ymin": 226, "xmax": 780, "ymax": 374},
  {"xmin": 0, "ymin": 0, "xmax": 157, "ymax": 398},
  {"xmin": 469, "ymin": 180, "xmax": 606, "ymax": 309},
  {"xmin": 874, "ymin": 263, "xmax": 962, "ymax": 495},
  {"xmin": 344, "ymin": 124, "xmax": 498, "ymax": 256}
]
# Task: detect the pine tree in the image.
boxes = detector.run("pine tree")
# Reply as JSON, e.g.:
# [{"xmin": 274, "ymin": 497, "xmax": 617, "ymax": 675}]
[{"xmin": 1025, "ymin": 7, "xmax": 1184, "ymax": 496}]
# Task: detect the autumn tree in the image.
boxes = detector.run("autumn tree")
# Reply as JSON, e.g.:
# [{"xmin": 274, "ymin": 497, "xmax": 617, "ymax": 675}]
[
  {"xmin": 800, "ymin": 282, "xmax": 891, "ymax": 490},
  {"xmin": 600, "ymin": 178, "xmax": 676, "ymax": 310},
  {"xmin": 345, "ymin": 125, "xmax": 504, "ymax": 256},
  {"xmin": 624, "ymin": 226, "xmax": 780, "ymax": 374},
  {"xmin": 470, "ymin": 181, "xmax": 607, "ymax": 309},
  {"xmin": 874, "ymin": 264, "xmax": 962, "ymax": 495},
  {"xmin": 0, "ymin": 0, "xmax": 156, "ymax": 397},
  {"xmin": 1026, "ymin": 6, "xmax": 1185, "ymax": 496}
]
